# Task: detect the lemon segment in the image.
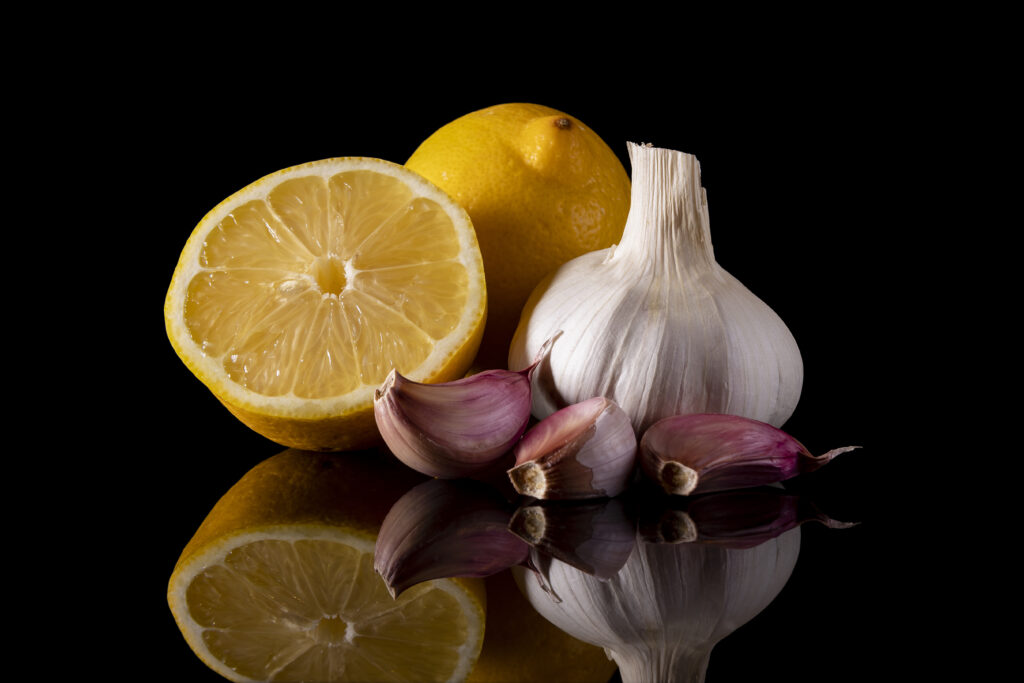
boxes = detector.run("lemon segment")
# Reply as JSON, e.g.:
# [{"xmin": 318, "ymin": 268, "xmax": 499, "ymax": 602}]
[{"xmin": 165, "ymin": 158, "xmax": 486, "ymax": 450}]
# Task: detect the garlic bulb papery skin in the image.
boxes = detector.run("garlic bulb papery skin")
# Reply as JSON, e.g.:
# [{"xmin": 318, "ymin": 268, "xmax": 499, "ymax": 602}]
[
  {"xmin": 509, "ymin": 142, "xmax": 803, "ymax": 434},
  {"xmin": 513, "ymin": 528, "xmax": 801, "ymax": 683}
]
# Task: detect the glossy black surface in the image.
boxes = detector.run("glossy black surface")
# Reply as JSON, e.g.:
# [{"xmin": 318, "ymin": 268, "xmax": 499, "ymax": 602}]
[{"xmin": 92, "ymin": 65, "xmax": 943, "ymax": 682}]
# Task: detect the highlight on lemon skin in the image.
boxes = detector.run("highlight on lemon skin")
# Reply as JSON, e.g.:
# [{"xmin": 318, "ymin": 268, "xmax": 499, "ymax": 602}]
[
  {"xmin": 164, "ymin": 157, "xmax": 487, "ymax": 451},
  {"xmin": 167, "ymin": 448, "xmax": 486, "ymax": 682}
]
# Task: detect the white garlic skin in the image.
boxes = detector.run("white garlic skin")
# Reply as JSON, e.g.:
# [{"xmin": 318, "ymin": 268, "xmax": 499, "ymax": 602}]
[{"xmin": 509, "ymin": 143, "xmax": 803, "ymax": 433}]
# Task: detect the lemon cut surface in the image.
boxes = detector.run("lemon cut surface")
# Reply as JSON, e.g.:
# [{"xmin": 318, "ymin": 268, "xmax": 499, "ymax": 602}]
[
  {"xmin": 164, "ymin": 158, "xmax": 486, "ymax": 450},
  {"xmin": 169, "ymin": 528, "xmax": 484, "ymax": 682}
]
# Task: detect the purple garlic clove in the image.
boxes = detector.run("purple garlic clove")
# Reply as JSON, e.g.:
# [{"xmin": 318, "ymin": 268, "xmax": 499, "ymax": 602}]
[
  {"xmin": 374, "ymin": 334, "xmax": 559, "ymax": 480},
  {"xmin": 507, "ymin": 396, "xmax": 638, "ymax": 500},
  {"xmin": 639, "ymin": 413, "xmax": 858, "ymax": 496}
]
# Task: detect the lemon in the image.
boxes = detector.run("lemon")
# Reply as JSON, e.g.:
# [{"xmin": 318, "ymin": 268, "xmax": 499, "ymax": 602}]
[
  {"xmin": 168, "ymin": 448, "xmax": 486, "ymax": 682},
  {"xmin": 406, "ymin": 103, "xmax": 630, "ymax": 368},
  {"xmin": 165, "ymin": 157, "xmax": 487, "ymax": 451}
]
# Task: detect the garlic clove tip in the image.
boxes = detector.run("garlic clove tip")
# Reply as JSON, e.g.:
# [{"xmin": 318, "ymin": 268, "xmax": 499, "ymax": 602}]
[{"xmin": 374, "ymin": 367, "xmax": 397, "ymax": 402}]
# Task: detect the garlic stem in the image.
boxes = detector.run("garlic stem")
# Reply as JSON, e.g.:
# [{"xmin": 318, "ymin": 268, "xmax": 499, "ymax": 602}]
[{"xmin": 614, "ymin": 143, "xmax": 715, "ymax": 272}]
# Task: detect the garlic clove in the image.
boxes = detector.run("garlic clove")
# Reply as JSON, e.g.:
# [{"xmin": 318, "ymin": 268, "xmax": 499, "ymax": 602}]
[
  {"xmin": 637, "ymin": 486, "xmax": 858, "ymax": 548},
  {"xmin": 373, "ymin": 367, "xmax": 532, "ymax": 479},
  {"xmin": 374, "ymin": 333, "xmax": 560, "ymax": 480},
  {"xmin": 507, "ymin": 396, "xmax": 638, "ymax": 500},
  {"xmin": 640, "ymin": 413, "xmax": 859, "ymax": 496},
  {"xmin": 509, "ymin": 498, "xmax": 636, "ymax": 580},
  {"xmin": 374, "ymin": 478, "xmax": 529, "ymax": 598}
]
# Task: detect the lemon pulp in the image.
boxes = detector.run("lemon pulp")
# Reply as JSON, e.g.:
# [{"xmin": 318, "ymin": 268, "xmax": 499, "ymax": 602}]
[{"xmin": 165, "ymin": 158, "xmax": 486, "ymax": 450}]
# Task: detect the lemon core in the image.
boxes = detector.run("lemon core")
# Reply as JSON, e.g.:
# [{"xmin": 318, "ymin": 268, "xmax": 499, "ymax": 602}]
[{"xmin": 310, "ymin": 255, "xmax": 349, "ymax": 297}]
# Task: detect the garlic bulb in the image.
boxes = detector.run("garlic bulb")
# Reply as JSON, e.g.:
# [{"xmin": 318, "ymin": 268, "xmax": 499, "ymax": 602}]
[
  {"xmin": 514, "ymin": 527, "xmax": 801, "ymax": 683},
  {"xmin": 509, "ymin": 143, "xmax": 803, "ymax": 433}
]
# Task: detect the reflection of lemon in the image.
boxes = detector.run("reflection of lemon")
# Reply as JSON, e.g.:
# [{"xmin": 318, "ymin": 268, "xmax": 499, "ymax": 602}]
[
  {"xmin": 164, "ymin": 158, "xmax": 486, "ymax": 451},
  {"xmin": 167, "ymin": 449, "xmax": 486, "ymax": 682},
  {"xmin": 406, "ymin": 103, "xmax": 630, "ymax": 368},
  {"xmin": 468, "ymin": 570, "xmax": 617, "ymax": 683}
]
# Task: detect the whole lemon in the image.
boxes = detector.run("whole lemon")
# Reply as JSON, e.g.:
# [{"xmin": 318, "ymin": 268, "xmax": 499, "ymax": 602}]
[{"xmin": 406, "ymin": 103, "xmax": 630, "ymax": 369}]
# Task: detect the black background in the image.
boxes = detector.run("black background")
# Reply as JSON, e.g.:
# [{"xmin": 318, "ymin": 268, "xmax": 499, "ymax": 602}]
[{"xmin": 61, "ymin": 31, "xmax": 970, "ymax": 682}]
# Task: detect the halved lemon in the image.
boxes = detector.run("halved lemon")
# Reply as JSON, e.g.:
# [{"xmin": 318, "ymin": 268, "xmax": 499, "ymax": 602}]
[
  {"xmin": 168, "ymin": 449, "xmax": 486, "ymax": 682},
  {"xmin": 164, "ymin": 158, "xmax": 487, "ymax": 451}
]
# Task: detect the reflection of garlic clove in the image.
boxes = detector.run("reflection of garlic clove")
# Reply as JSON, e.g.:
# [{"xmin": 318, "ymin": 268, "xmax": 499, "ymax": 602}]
[
  {"xmin": 640, "ymin": 413, "xmax": 858, "ymax": 496},
  {"xmin": 507, "ymin": 397, "xmax": 637, "ymax": 500},
  {"xmin": 638, "ymin": 486, "xmax": 858, "ymax": 548},
  {"xmin": 374, "ymin": 478, "xmax": 528, "ymax": 597},
  {"xmin": 513, "ymin": 527, "xmax": 802, "ymax": 683},
  {"xmin": 509, "ymin": 498, "xmax": 636, "ymax": 580}
]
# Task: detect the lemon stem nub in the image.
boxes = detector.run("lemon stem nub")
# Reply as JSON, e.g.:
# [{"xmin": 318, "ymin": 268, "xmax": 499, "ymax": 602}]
[{"xmin": 555, "ymin": 117, "xmax": 572, "ymax": 130}]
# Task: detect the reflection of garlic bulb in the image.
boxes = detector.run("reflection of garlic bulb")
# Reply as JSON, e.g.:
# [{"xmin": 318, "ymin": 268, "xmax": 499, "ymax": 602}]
[{"xmin": 513, "ymin": 528, "xmax": 801, "ymax": 683}]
